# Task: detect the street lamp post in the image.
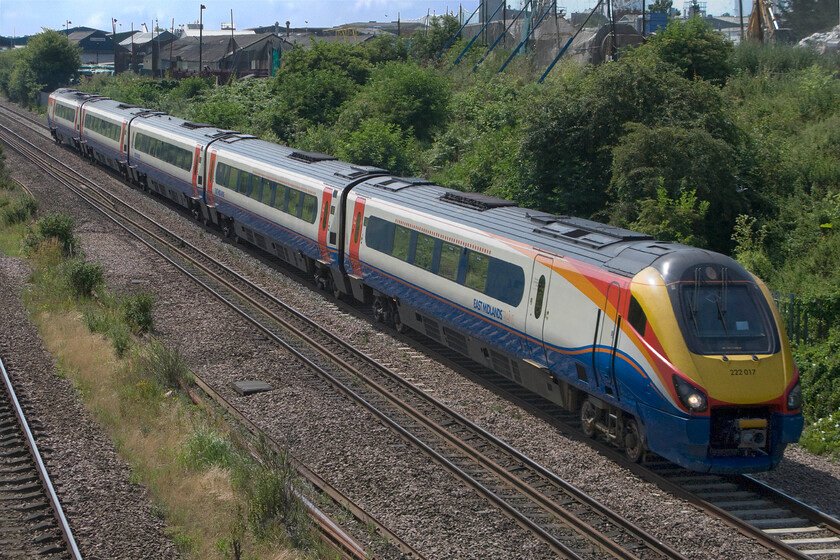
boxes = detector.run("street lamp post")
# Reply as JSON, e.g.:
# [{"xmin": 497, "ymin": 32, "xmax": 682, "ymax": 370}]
[
  {"xmin": 199, "ymin": 4, "xmax": 206, "ymax": 78},
  {"xmin": 65, "ymin": 20, "xmax": 71, "ymax": 33},
  {"xmin": 112, "ymin": 18, "xmax": 118, "ymax": 73}
]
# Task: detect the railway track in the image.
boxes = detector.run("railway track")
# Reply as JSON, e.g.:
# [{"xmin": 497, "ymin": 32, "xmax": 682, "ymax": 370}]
[
  {"xmin": 413, "ymin": 333, "xmax": 840, "ymax": 560},
  {"xmin": 0, "ymin": 106, "xmax": 687, "ymax": 559},
  {"xmin": 0, "ymin": 355, "xmax": 82, "ymax": 559},
  {"xmin": 0, "ymin": 114, "xmax": 420, "ymax": 560}
]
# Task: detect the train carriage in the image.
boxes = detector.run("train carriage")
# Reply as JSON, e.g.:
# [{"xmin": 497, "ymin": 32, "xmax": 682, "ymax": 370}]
[
  {"xmin": 77, "ymin": 99, "xmax": 143, "ymax": 173},
  {"xmin": 203, "ymin": 141, "xmax": 387, "ymax": 284},
  {"xmin": 47, "ymin": 88, "xmax": 103, "ymax": 148},
  {"xmin": 126, "ymin": 115, "xmax": 230, "ymax": 211}
]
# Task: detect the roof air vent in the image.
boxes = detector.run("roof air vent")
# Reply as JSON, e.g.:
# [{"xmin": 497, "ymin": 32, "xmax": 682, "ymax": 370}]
[{"xmin": 439, "ymin": 191, "xmax": 516, "ymax": 211}]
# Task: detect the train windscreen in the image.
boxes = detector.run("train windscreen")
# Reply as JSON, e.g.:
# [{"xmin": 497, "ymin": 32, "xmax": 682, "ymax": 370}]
[{"xmin": 678, "ymin": 283, "xmax": 778, "ymax": 355}]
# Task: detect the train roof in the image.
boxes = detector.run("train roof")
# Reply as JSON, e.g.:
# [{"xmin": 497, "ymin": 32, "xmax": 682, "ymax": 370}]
[
  {"xmin": 213, "ymin": 139, "xmax": 388, "ymax": 191},
  {"xmin": 130, "ymin": 112, "xmax": 244, "ymax": 145},
  {"xmin": 353, "ymin": 180, "xmax": 687, "ymax": 278},
  {"xmin": 51, "ymin": 88, "xmax": 105, "ymax": 106}
]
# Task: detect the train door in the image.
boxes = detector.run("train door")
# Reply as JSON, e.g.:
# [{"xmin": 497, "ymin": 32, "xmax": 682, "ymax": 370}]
[
  {"xmin": 525, "ymin": 255, "xmax": 554, "ymax": 366},
  {"xmin": 318, "ymin": 189, "xmax": 335, "ymax": 262},
  {"xmin": 348, "ymin": 198, "xmax": 366, "ymax": 276},
  {"xmin": 189, "ymin": 144, "xmax": 202, "ymax": 198},
  {"xmin": 594, "ymin": 281, "xmax": 622, "ymax": 398}
]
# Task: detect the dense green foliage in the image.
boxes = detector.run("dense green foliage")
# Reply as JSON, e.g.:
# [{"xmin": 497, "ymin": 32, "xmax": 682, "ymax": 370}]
[
  {"xmin": 646, "ymin": 17, "xmax": 732, "ymax": 83},
  {"xmin": 66, "ymin": 18, "xmax": 840, "ymax": 456},
  {"xmin": 0, "ymin": 30, "xmax": 80, "ymax": 106}
]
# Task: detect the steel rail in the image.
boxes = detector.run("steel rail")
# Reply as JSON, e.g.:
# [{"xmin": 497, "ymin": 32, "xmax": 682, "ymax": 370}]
[{"xmin": 0, "ymin": 355, "xmax": 83, "ymax": 560}]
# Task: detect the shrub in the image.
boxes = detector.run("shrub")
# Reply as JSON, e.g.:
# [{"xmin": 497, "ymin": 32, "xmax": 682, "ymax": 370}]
[
  {"xmin": 336, "ymin": 119, "xmax": 415, "ymax": 176},
  {"xmin": 122, "ymin": 291, "xmax": 155, "ymax": 335},
  {"xmin": 64, "ymin": 259, "xmax": 103, "ymax": 298},
  {"xmin": 794, "ymin": 329, "xmax": 840, "ymax": 423},
  {"xmin": 246, "ymin": 447, "xmax": 308, "ymax": 544},
  {"xmin": 37, "ymin": 212, "xmax": 76, "ymax": 255},
  {"xmin": 136, "ymin": 340, "xmax": 191, "ymax": 390},
  {"xmin": 1, "ymin": 196, "xmax": 37, "ymax": 225},
  {"xmin": 179, "ymin": 428, "xmax": 238, "ymax": 471},
  {"xmin": 799, "ymin": 410, "xmax": 840, "ymax": 458}
]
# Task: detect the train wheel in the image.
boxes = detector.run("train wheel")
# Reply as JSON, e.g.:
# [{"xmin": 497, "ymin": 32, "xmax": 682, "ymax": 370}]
[
  {"xmin": 191, "ymin": 206, "xmax": 201, "ymax": 221},
  {"xmin": 624, "ymin": 418, "xmax": 644, "ymax": 463},
  {"xmin": 372, "ymin": 297, "xmax": 387, "ymax": 323},
  {"xmin": 580, "ymin": 400, "xmax": 597, "ymax": 438},
  {"xmin": 221, "ymin": 219, "xmax": 234, "ymax": 239}
]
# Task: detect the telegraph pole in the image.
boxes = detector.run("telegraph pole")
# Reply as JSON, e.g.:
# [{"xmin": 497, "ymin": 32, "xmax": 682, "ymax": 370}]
[{"xmin": 199, "ymin": 4, "xmax": 206, "ymax": 77}]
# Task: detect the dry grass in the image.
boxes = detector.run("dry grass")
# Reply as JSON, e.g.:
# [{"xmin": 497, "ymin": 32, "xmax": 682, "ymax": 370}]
[{"xmin": 32, "ymin": 310, "xmax": 307, "ymax": 560}]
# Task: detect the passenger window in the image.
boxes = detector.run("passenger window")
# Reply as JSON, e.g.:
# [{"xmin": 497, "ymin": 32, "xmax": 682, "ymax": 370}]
[
  {"xmin": 364, "ymin": 216, "xmax": 391, "ymax": 253},
  {"xmin": 438, "ymin": 242, "xmax": 460, "ymax": 281},
  {"xmin": 485, "ymin": 259, "xmax": 525, "ymax": 307},
  {"xmin": 262, "ymin": 181, "xmax": 276, "ymax": 207},
  {"xmin": 392, "ymin": 225, "xmax": 411, "ymax": 261},
  {"xmin": 274, "ymin": 185, "xmax": 287, "ymax": 211},
  {"xmin": 414, "ymin": 234, "xmax": 435, "ymax": 271},
  {"xmin": 353, "ymin": 211, "xmax": 363, "ymax": 244},
  {"xmin": 302, "ymin": 194, "xmax": 317, "ymax": 223},
  {"xmin": 250, "ymin": 175, "xmax": 263, "ymax": 201},
  {"xmin": 288, "ymin": 189, "xmax": 300, "ymax": 217},
  {"xmin": 465, "ymin": 251, "xmax": 489, "ymax": 292},
  {"xmin": 534, "ymin": 276, "xmax": 546, "ymax": 319},
  {"xmin": 229, "ymin": 168, "xmax": 240, "ymax": 192}
]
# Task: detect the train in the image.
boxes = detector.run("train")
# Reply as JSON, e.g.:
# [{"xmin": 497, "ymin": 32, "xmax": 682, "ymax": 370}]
[{"xmin": 46, "ymin": 87, "xmax": 804, "ymax": 473}]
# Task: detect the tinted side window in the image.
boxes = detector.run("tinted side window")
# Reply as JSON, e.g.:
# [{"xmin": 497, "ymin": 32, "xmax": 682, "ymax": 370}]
[
  {"xmin": 392, "ymin": 225, "xmax": 411, "ymax": 261},
  {"xmin": 365, "ymin": 216, "xmax": 394, "ymax": 254},
  {"xmin": 302, "ymin": 194, "xmax": 317, "ymax": 223},
  {"xmin": 438, "ymin": 242, "xmax": 460, "ymax": 281},
  {"xmin": 288, "ymin": 189, "xmax": 300, "ymax": 217},
  {"xmin": 465, "ymin": 251, "xmax": 489, "ymax": 292},
  {"xmin": 534, "ymin": 275, "xmax": 546, "ymax": 319},
  {"xmin": 627, "ymin": 295, "xmax": 647, "ymax": 337},
  {"xmin": 414, "ymin": 233, "xmax": 435, "ymax": 271},
  {"xmin": 485, "ymin": 259, "xmax": 525, "ymax": 306}
]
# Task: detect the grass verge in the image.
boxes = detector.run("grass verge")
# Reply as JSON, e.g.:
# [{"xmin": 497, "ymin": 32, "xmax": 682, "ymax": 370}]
[{"xmin": 7, "ymin": 210, "xmax": 331, "ymax": 560}]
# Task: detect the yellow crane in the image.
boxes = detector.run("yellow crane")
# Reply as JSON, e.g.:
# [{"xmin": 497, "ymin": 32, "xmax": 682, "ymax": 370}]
[{"xmin": 746, "ymin": 0, "xmax": 784, "ymax": 42}]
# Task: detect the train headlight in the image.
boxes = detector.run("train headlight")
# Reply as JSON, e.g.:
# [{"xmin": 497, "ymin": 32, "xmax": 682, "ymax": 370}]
[
  {"xmin": 673, "ymin": 375, "xmax": 708, "ymax": 413},
  {"xmin": 787, "ymin": 380, "xmax": 802, "ymax": 411}
]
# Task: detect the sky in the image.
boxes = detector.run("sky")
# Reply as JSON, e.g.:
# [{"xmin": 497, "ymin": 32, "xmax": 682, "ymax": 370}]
[{"xmin": 0, "ymin": 0, "xmax": 736, "ymax": 38}]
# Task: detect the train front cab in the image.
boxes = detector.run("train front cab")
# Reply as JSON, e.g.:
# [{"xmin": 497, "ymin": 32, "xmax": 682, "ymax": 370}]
[{"xmin": 629, "ymin": 254, "xmax": 804, "ymax": 473}]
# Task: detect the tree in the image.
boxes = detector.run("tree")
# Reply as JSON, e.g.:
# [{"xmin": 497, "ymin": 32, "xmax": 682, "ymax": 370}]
[
  {"xmin": 517, "ymin": 48, "xmax": 737, "ymax": 220},
  {"xmin": 19, "ymin": 30, "xmax": 80, "ymax": 92},
  {"xmin": 338, "ymin": 62, "xmax": 450, "ymax": 142},
  {"xmin": 408, "ymin": 14, "xmax": 463, "ymax": 62},
  {"xmin": 629, "ymin": 187, "xmax": 710, "ymax": 247},
  {"xmin": 782, "ymin": 0, "xmax": 840, "ymax": 41},
  {"xmin": 609, "ymin": 123, "xmax": 742, "ymax": 250},
  {"xmin": 645, "ymin": 17, "xmax": 733, "ymax": 83},
  {"xmin": 649, "ymin": 0, "xmax": 674, "ymax": 12},
  {"xmin": 270, "ymin": 41, "xmax": 373, "ymax": 138},
  {"xmin": 336, "ymin": 119, "xmax": 415, "ymax": 176}
]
